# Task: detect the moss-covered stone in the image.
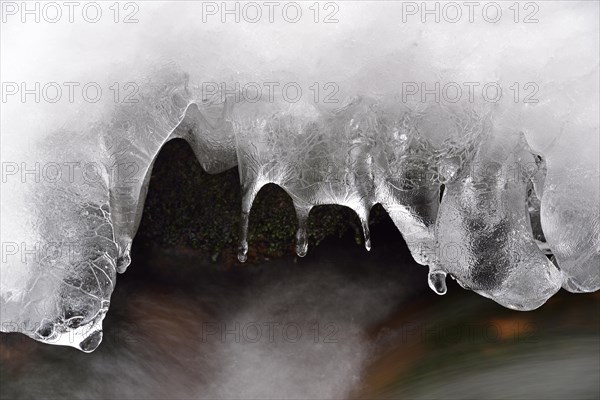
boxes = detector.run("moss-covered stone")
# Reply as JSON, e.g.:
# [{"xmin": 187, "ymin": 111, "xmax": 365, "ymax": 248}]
[{"xmin": 135, "ymin": 139, "xmax": 389, "ymax": 264}]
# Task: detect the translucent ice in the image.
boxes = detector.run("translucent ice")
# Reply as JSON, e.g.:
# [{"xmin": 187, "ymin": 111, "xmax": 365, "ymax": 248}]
[
  {"xmin": 1, "ymin": 1, "xmax": 598, "ymax": 351},
  {"xmin": 435, "ymin": 131, "xmax": 563, "ymax": 310}
]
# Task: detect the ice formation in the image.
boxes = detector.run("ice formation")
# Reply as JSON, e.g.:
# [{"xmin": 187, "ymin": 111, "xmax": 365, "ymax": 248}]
[{"xmin": 1, "ymin": 1, "xmax": 598, "ymax": 351}]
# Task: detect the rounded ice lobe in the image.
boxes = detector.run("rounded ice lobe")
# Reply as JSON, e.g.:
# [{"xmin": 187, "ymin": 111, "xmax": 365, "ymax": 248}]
[
  {"xmin": 540, "ymin": 171, "xmax": 600, "ymax": 293},
  {"xmin": 434, "ymin": 131, "xmax": 563, "ymax": 310}
]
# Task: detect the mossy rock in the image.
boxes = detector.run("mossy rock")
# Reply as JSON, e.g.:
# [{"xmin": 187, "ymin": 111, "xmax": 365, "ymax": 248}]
[{"xmin": 135, "ymin": 139, "xmax": 389, "ymax": 264}]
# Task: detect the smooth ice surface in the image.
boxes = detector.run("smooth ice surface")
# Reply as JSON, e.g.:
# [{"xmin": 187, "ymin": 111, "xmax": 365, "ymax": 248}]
[{"xmin": 1, "ymin": 1, "xmax": 599, "ymax": 351}]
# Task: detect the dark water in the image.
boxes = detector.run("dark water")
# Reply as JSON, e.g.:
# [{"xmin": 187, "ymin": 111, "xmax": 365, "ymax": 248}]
[{"xmin": 1, "ymin": 234, "xmax": 599, "ymax": 399}]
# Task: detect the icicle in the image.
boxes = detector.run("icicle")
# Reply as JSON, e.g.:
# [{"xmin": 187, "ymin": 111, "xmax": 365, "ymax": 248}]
[
  {"xmin": 294, "ymin": 204, "xmax": 311, "ymax": 257},
  {"xmin": 237, "ymin": 182, "xmax": 260, "ymax": 263},
  {"xmin": 362, "ymin": 219, "xmax": 372, "ymax": 251},
  {"xmin": 356, "ymin": 205, "xmax": 372, "ymax": 252},
  {"xmin": 238, "ymin": 211, "xmax": 250, "ymax": 263}
]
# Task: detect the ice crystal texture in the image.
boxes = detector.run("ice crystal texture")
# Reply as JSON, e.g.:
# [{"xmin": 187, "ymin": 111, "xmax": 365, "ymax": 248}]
[{"xmin": 1, "ymin": 1, "xmax": 598, "ymax": 351}]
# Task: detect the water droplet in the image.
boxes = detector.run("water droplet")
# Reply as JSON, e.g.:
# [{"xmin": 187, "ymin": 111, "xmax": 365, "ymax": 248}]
[
  {"xmin": 238, "ymin": 241, "xmax": 248, "ymax": 263},
  {"xmin": 428, "ymin": 269, "xmax": 447, "ymax": 295},
  {"xmin": 294, "ymin": 205, "xmax": 311, "ymax": 258},
  {"xmin": 296, "ymin": 227, "xmax": 308, "ymax": 257},
  {"xmin": 79, "ymin": 330, "xmax": 103, "ymax": 353},
  {"xmin": 116, "ymin": 251, "xmax": 131, "ymax": 272}
]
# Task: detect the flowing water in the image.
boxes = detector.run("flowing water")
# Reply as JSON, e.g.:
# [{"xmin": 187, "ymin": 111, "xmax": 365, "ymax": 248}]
[{"xmin": 1, "ymin": 234, "xmax": 598, "ymax": 399}]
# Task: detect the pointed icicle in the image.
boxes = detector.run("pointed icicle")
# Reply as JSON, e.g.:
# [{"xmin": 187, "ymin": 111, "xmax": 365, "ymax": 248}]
[
  {"xmin": 294, "ymin": 204, "xmax": 311, "ymax": 257},
  {"xmin": 428, "ymin": 268, "xmax": 447, "ymax": 295},
  {"xmin": 362, "ymin": 220, "xmax": 372, "ymax": 251},
  {"xmin": 296, "ymin": 227, "xmax": 308, "ymax": 257},
  {"xmin": 357, "ymin": 206, "xmax": 372, "ymax": 251},
  {"xmin": 238, "ymin": 210, "xmax": 250, "ymax": 263},
  {"xmin": 238, "ymin": 182, "xmax": 260, "ymax": 263}
]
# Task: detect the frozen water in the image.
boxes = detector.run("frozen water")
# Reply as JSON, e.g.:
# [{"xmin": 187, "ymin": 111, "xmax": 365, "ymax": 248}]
[
  {"xmin": 435, "ymin": 130, "xmax": 563, "ymax": 310},
  {"xmin": 1, "ymin": 1, "xmax": 598, "ymax": 351}
]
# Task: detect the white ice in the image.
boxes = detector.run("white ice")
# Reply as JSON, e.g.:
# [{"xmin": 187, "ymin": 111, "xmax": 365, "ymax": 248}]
[{"xmin": 1, "ymin": 1, "xmax": 598, "ymax": 351}]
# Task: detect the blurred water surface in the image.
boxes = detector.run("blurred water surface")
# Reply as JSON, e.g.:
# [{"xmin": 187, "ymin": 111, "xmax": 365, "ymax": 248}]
[{"xmin": 1, "ymin": 237, "xmax": 598, "ymax": 399}]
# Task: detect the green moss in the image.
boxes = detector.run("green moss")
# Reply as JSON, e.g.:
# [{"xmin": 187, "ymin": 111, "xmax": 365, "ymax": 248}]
[{"xmin": 135, "ymin": 139, "xmax": 388, "ymax": 264}]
